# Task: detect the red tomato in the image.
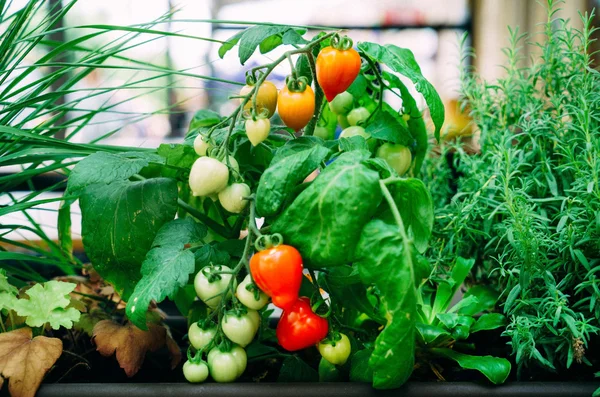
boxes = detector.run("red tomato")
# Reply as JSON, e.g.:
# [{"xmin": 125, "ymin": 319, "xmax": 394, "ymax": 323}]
[
  {"xmin": 249, "ymin": 244, "xmax": 303, "ymax": 310},
  {"xmin": 276, "ymin": 297, "xmax": 329, "ymax": 351},
  {"xmin": 316, "ymin": 39, "xmax": 361, "ymax": 102},
  {"xmin": 277, "ymin": 83, "xmax": 315, "ymax": 132}
]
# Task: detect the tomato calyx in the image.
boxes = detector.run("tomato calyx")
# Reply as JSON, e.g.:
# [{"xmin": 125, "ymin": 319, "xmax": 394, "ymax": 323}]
[
  {"xmin": 201, "ymin": 264, "xmax": 229, "ymax": 283},
  {"xmin": 310, "ymin": 293, "xmax": 332, "ymax": 319},
  {"xmin": 330, "ymin": 33, "xmax": 354, "ymax": 51},
  {"xmin": 254, "ymin": 232, "xmax": 283, "ymax": 251},
  {"xmin": 285, "ymin": 75, "xmax": 309, "ymax": 93}
]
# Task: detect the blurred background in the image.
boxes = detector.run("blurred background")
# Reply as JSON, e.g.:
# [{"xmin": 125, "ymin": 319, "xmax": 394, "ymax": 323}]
[{"xmin": 1, "ymin": 0, "xmax": 596, "ymax": 254}]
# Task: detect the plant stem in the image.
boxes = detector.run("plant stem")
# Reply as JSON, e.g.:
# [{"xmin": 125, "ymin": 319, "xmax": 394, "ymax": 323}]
[{"xmin": 304, "ymin": 51, "xmax": 324, "ymax": 136}]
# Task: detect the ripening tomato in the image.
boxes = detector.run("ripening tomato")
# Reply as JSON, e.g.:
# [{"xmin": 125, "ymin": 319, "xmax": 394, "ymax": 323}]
[
  {"xmin": 183, "ymin": 360, "xmax": 209, "ymax": 383},
  {"xmin": 218, "ymin": 183, "xmax": 251, "ymax": 214},
  {"xmin": 347, "ymin": 107, "xmax": 370, "ymax": 126},
  {"xmin": 277, "ymin": 81, "xmax": 315, "ymax": 132},
  {"xmin": 328, "ymin": 91, "xmax": 354, "ymax": 115},
  {"xmin": 276, "ymin": 297, "xmax": 329, "ymax": 351},
  {"xmin": 189, "ymin": 157, "xmax": 229, "ymax": 197},
  {"xmin": 316, "ymin": 39, "xmax": 361, "ymax": 102},
  {"xmin": 193, "ymin": 134, "xmax": 212, "ymax": 156},
  {"xmin": 250, "ymin": 244, "xmax": 303, "ymax": 310},
  {"xmin": 376, "ymin": 143, "xmax": 412, "ymax": 176},
  {"xmin": 240, "ymin": 81, "xmax": 278, "ymax": 118},
  {"xmin": 245, "ymin": 118, "xmax": 270, "ymax": 146},
  {"xmin": 318, "ymin": 333, "xmax": 351, "ymax": 365}
]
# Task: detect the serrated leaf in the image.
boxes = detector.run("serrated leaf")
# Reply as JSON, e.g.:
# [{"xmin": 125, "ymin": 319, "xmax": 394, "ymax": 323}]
[
  {"xmin": 238, "ymin": 25, "xmax": 290, "ymax": 65},
  {"xmin": 339, "ymin": 135, "xmax": 369, "ymax": 152},
  {"xmin": 0, "ymin": 327, "xmax": 63, "ymax": 397},
  {"xmin": 80, "ymin": 178, "xmax": 178, "ymax": 300},
  {"xmin": 126, "ymin": 218, "xmax": 206, "ymax": 329},
  {"xmin": 67, "ymin": 151, "xmax": 163, "ymax": 196},
  {"xmin": 0, "ymin": 269, "xmax": 17, "ymax": 295},
  {"xmin": 358, "ymin": 42, "xmax": 445, "ymax": 141},
  {"xmin": 13, "ymin": 281, "xmax": 81, "ymax": 330}
]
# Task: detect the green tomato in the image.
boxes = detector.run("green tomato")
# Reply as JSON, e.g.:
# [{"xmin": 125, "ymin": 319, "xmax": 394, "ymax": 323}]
[
  {"xmin": 208, "ymin": 346, "xmax": 247, "ymax": 382},
  {"xmin": 221, "ymin": 310, "xmax": 257, "ymax": 347},
  {"xmin": 339, "ymin": 126, "xmax": 376, "ymax": 150},
  {"xmin": 189, "ymin": 157, "xmax": 229, "ymax": 197},
  {"xmin": 245, "ymin": 118, "xmax": 271, "ymax": 146},
  {"xmin": 328, "ymin": 91, "xmax": 353, "ymax": 115},
  {"xmin": 314, "ymin": 126, "xmax": 333, "ymax": 140},
  {"xmin": 188, "ymin": 322, "xmax": 216, "ymax": 350},
  {"xmin": 246, "ymin": 309, "xmax": 260, "ymax": 332},
  {"xmin": 376, "ymin": 143, "xmax": 412, "ymax": 176},
  {"xmin": 218, "ymin": 183, "xmax": 251, "ymax": 214},
  {"xmin": 236, "ymin": 275, "xmax": 269, "ymax": 310},
  {"xmin": 318, "ymin": 333, "xmax": 351, "ymax": 365},
  {"xmin": 337, "ymin": 114, "xmax": 350, "ymax": 129},
  {"xmin": 183, "ymin": 360, "xmax": 209, "ymax": 383},
  {"xmin": 194, "ymin": 265, "xmax": 236, "ymax": 309},
  {"xmin": 347, "ymin": 107, "xmax": 371, "ymax": 126},
  {"xmin": 226, "ymin": 155, "xmax": 239, "ymax": 176},
  {"xmin": 193, "ymin": 134, "xmax": 212, "ymax": 156}
]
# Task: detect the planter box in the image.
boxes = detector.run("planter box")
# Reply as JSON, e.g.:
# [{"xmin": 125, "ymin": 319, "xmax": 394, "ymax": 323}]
[{"xmin": 36, "ymin": 382, "xmax": 599, "ymax": 397}]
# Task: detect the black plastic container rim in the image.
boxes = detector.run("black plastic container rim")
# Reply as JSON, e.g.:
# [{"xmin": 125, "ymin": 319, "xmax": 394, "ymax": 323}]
[{"xmin": 36, "ymin": 382, "xmax": 600, "ymax": 397}]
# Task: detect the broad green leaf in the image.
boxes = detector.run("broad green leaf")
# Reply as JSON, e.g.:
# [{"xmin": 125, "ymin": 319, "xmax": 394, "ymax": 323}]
[
  {"xmin": 256, "ymin": 145, "xmax": 330, "ymax": 217},
  {"xmin": 358, "ymin": 42, "xmax": 445, "ymax": 140},
  {"xmin": 459, "ymin": 285, "xmax": 500, "ymax": 316},
  {"xmin": 470, "ymin": 313, "xmax": 507, "ymax": 333},
  {"xmin": 188, "ymin": 109, "xmax": 222, "ymax": 131},
  {"xmin": 365, "ymin": 109, "xmax": 411, "ymax": 144},
  {"xmin": 67, "ymin": 151, "xmax": 163, "ymax": 196},
  {"xmin": 13, "ymin": 281, "xmax": 81, "ymax": 330},
  {"xmin": 126, "ymin": 218, "xmax": 207, "ymax": 329},
  {"xmin": 432, "ymin": 348, "xmax": 511, "ymax": 384},
  {"xmin": 157, "ymin": 143, "xmax": 198, "ymax": 171},
  {"xmin": 238, "ymin": 26, "xmax": 291, "ymax": 65},
  {"xmin": 0, "ymin": 269, "xmax": 17, "ymax": 295},
  {"xmin": 355, "ymin": 219, "xmax": 417, "ymax": 389},
  {"xmin": 346, "ymin": 74, "xmax": 368, "ymax": 98},
  {"xmin": 451, "ymin": 257, "xmax": 475, "ymax": 290},
  {"xmin": 282, "ymin": 29, "xmax": 308, "ymax": 45},
  {"xmin": 386, "ymin": 178, "xmax": 434, "ymax": 253},
  {"xmin": 437, "ymin": 313, "xmax": 475, "ymax": 340},
  {"xmin": 319, "ymin": 358, "xmax": 343, "ymax": 382},
  {"xmin": 270, "ymin": 136, "xmax": 325, "ymax": 164},
  {"xmin": 194, "ymin": 242, "xmax": 231, "ymax": 270},
  {"xmin": 80, "ymin": 178, "xmax": 178, "ymax": 300},
  {"xmin": 245, "ymin": 342, "xmax": 280, "ymax": 359},
  {"xmin": 272, "ymin": 160, "xmax": 382, "ymax": 268},
  {"xmin": 0, "ymin": 270, "xmax": 18, "ymax": 312},
  {"xmin": 339, "ymin": 135, "xmax": 369, "ymax": 152},
  {"xmin": 278, "ymin": 355, "xmax": 318, "ymax": 382},
  {"xmin": 218, "ymin": 30, "xmax": 245, "ymax": 58},
  {"xmin": 416, "ymin": 323, "xmax": 451, "ymax": 345},
  {"xmin": 350, "ymin": 349, "xmax": 374, "ymax": 383}
]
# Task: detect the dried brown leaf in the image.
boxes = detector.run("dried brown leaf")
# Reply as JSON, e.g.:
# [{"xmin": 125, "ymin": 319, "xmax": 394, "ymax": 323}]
[
  {"xmin": 0, "ymin": 327, "xmax": 63, "ymax": 397},
  {"xmin": 165, "ymin": 328, "xmax": 181, "ymax": 370},
  {"xmin": 92, "ymin": 320, "xmax": 167, "ymax": 377}
]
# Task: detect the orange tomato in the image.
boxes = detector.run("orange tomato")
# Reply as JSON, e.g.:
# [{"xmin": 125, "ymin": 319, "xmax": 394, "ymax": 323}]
[
  {"xmin": 316, "ymin": 46, "xmax": 361, "ymax": 102},
  {"xmin": 240, "ymin": 81, "xmax": 278, "ymax": 118},
  {"xmin": 277, "ymin": 84, "xmax": 315, "ymax": 132}
]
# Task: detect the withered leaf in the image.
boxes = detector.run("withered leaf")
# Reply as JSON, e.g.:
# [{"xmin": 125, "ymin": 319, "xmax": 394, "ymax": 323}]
[
  {"xmin": 0, "ymin": 327, "xmax": 63, "ymax": 397},
  {"xmin": 92, "ymin": 320, "xmax": 179, "ymax": 377}
]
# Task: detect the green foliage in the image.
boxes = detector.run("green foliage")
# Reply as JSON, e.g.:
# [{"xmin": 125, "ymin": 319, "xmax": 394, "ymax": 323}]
[
  {"xmin": 80, "ymin": 179, "xmax": 179, "ymax": 299},
  {"xmin": 13, "ymin": 280, "xmax": 81, "ymax": 330},
  {"xmin": 424, "ymin": 4, "xmax": 600, "ymax": 376},
  {"xmin": 277, "ymin": 355, "xmax": 318, "ymax": 382}
]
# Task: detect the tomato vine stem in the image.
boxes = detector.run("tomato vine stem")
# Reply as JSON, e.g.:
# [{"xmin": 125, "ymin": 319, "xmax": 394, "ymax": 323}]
[{"xmin": 304, "ymin": 51, "xmax": 324, "ymax": 136}]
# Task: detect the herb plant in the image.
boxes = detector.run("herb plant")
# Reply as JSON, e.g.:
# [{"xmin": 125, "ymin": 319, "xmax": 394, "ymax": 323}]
[{"xmin": 426, "ymin": 0, "xmax": 600, "ymax": 378}]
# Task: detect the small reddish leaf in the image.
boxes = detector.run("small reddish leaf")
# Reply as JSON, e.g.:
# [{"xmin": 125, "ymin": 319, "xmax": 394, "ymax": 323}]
[
  {"xmin": 92, "ymin": 320, "xmax": 168, "ymax": 377},
  {"xmin": 0, "ymin": 327, "xmax": 63, "ymax": 397}
]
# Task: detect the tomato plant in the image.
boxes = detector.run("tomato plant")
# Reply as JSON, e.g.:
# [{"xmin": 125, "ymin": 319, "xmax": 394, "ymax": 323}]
[
  {"xmin": 70, "ymin": 23, "xmax": 512, "ymax": 390},
  {"xmin": 183, "ymin": 360, "xmax": 209, "ymax": 383},
  {"xmin": 376, "ymin": 143, "xmax": 412, "ymax": 176}
]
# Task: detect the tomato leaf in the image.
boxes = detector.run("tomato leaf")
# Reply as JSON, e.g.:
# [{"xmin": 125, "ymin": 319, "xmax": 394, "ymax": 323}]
[
  {"xmin": 384, "ymin": 178, "xmax": 434, "ymax": 253},
  {"xmin": 157, "ymin": 143, "xmax": 198, "ymax": 178},
  {"xmin": 0, "ymin": 328, "xmax": 63, "ymax": 397},
  {"xmin": 188, "ymin": 109, "xmax": 222, "ymax": 131},
  {"xmin": 355, "ymin": 219, "xmax": 418, "ymax": 389},
  {"xmin": 282, "ymin": 29, "xmax": 308, "ymax": 45},
  {"xmin": 365, "ymin": 109, "xmax": 411, "ymax": 144},
  {"xmin": 272, "ymin": 157, "xmax": 382, "ymax": 268},
  {"xmin": 270, "ymin": 136, "xmax": 325, "ymax": 164},
  {"xmin": 126, "ymin": 218, "xmax": 206, "ymax": 329},
  {"xmin": 431, "ymin": 348, "xmax": 511, "ymax": 384},
  {"xmin": 80, "ymin": 178, "xmax": 178, "ymax": 300},
  {"xmin": 237, "ymin": 26, "xmax": 291, "ymax": 65},
  {"xmin": 339, "ymin": 135, "xmax": 369, "ymax": 152},
  {"xmin": 66, "ymin": 151, "xmax": 163, "ymax": 196},
  {"xmin": 256, "ymin": 145, "xmax": 330, "ymax": 217},
  {"xmin": 358, "ymin": 42, "xmax": 445, "ymax": 141},
  {"xmin": 318, "ymin": 358, "xmax": 343, "ymax": 381},
  {"xmin": 194, "ymin": 241, "xmax": 231, "ymax": 271},
  {"xmin": 350, "ymin": 349, "xmax": 374, "ymax": 383},
  {"xmin": 277, "ymin": 355, "xmax": 318, "ymax": 382}
]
